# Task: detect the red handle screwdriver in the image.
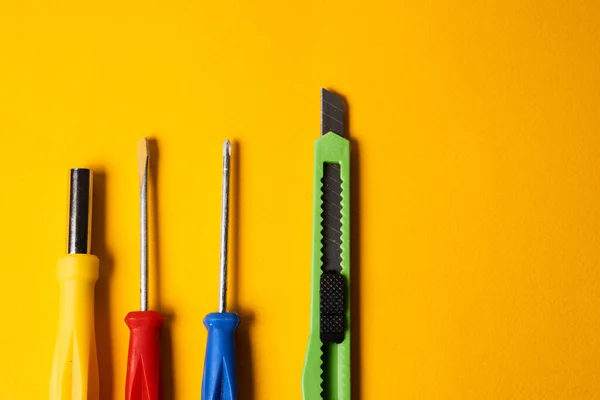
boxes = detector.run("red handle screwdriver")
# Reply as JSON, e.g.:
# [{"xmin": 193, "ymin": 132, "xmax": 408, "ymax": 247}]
[{"xmin": 125, "ymin": 138, "xmax": 163, "ymax": 400}]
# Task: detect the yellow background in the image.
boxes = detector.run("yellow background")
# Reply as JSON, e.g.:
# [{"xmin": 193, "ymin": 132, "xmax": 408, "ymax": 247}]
[{"xmin": 0, "ymin": 1, "xmax": 599, "ymax": 399}]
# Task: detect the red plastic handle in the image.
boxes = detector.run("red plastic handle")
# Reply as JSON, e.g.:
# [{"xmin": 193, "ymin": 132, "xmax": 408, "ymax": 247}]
[{"xmin": 125, "ymin": 310, "xmax": 164, "ymax": 400}]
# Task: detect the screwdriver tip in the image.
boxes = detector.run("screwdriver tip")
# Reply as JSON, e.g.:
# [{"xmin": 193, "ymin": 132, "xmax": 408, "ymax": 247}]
[
  {"xmin": 137, "ymin": 138, "xmax": 149, "ymax": 189},
  {"xmin": 223, "ymin": 139, "xmax": 232, "ymax": 157}
]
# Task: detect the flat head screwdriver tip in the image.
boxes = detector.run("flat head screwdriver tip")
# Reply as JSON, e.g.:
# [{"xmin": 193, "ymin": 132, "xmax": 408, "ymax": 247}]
[{"xmin": 137, "ymin": 138, "xmax": 149, "ymax": 190}]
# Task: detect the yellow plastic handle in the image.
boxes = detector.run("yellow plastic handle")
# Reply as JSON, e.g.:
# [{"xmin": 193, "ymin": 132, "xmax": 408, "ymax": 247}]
[{"xmin": 50, "ymin": 254, "xmax": 99, "ymax": 400}]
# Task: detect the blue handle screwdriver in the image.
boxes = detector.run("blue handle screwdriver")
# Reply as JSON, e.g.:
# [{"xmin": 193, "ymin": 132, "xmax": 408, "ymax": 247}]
[{"xmin": 202, "ymin": 140, "xmax": 239, "ymax": 400}]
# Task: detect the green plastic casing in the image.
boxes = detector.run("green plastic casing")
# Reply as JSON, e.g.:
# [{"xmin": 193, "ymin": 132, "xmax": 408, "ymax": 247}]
[{"xmin": 302, "ymin": 132, "xmax": 351, "ymax": 400}]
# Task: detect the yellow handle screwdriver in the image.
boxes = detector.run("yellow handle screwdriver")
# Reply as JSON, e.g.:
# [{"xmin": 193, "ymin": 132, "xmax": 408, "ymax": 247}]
[{"xmin": 50, "ymin": 168, "xmax": 100, "ymax": 400}]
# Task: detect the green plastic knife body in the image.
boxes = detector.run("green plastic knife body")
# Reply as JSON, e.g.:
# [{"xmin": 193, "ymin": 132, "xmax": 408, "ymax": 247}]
[{"xmin": 303, "ymin": 89, "xmax": 351, "ymax": 400}]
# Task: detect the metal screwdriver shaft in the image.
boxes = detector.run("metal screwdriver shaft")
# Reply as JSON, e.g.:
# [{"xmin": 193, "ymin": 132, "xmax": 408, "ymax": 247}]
[
  {"xmin": 139, "ymin": 138, "xmax": 149, "ymax": 312},
  {"xmin": 219, "ymin": 139, "xmax": 231, "ymax": 313},
  {"xmin": 201, "ymin": 139, "xmax": 239, "ymax": 400}
]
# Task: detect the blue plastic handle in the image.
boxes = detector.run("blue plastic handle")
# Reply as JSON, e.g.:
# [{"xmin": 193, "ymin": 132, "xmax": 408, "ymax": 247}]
[{"xmin": 202, "ymin": 312, "xmax": 240, "ymax": 400}]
